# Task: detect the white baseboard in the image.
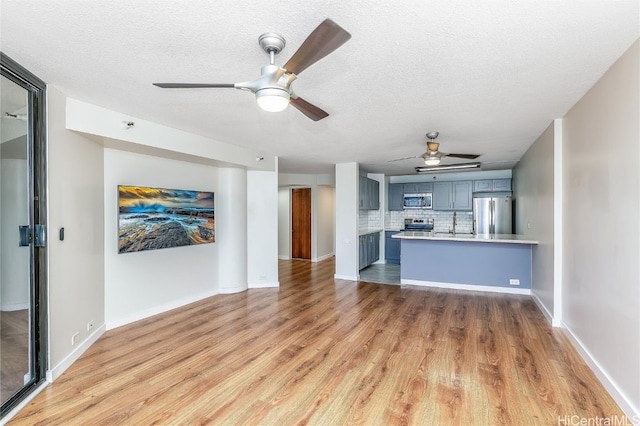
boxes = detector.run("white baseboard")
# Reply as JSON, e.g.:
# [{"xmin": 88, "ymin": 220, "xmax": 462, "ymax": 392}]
[
  {"xmin": 248, "ymin": 281, "xmax": 279, "ymax": 289},
  {"xmin": 0, "ymin": 381, "xmax": 49, "ymax": 425},
  {"xmin": 106, "ymin": 289, "xmax": 219, "ymax": 330},
  {"xmin": 334, "ymin": 274, "xmax": 358, "ymax": 281},
  {"xmin": 312, "ymin": 253, "xmax": 335, "ymax": 262},
  {"xmin": 47, "ymin": 323, "xmax": 106, "ymax": 382},
  {"xmin": 400, "ymin": 279, "xmax": 532, "ymax": 295},
  {"xmin": 278, "ymin": 255, "xmax": 290, "ymax": 260},
  {"xmin": 0, "ymin": 302, "xmax": 29, "ymax": 312},
  {"xmin": 561, "ymin": 321, "xmax": 639, "ymax": 421},
  {"xmin": 531, "ymin": 291, "xmax": 554, "ymax": 326},
  {"xmin": 218, "ymin": 286, "xmax": 248, "ymax": 294}
]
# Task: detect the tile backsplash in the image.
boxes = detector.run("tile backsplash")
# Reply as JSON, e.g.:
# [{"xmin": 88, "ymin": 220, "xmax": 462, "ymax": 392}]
[
  {"xmin": 386, "ymin": 210, "xmax": 473, "ymax": 234},
  {"xmin": 359, "ymin": 209, "xmax": 382, "ymax": 231}
]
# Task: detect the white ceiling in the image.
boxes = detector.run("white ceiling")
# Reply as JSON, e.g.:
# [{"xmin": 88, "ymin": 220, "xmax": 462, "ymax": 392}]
[{"xmin": 1, "ymin": 1, "xmax": 638, "ymax": 175}]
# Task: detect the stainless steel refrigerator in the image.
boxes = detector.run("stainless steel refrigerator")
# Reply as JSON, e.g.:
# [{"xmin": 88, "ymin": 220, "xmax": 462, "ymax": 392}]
[{"xmin": 473, "ymin": 193, "xmax": 513, "ymax": 235}]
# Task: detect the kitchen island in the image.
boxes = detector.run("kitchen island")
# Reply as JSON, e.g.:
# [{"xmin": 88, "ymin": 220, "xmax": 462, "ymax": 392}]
[{"xmin": 391, "ymin": 231, "xmax": 538, "ymax": 293}]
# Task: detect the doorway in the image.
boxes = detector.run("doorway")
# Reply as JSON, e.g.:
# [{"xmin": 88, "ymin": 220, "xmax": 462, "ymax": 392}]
[
  {"xmin": 1, "ymin": 54, "xmax": 47, "ymax": 417},
  {"xmin": 291, "ymin": 188, "xmax": 311, "ymax": 260}
]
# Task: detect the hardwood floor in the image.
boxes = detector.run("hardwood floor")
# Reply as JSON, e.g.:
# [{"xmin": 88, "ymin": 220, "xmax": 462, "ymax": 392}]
[
  {"xmin": 1, "ymin": 309, "xmax": 29, "ymax": 404},
  {"xmin": 8, "ymin": 258, "xmax": 624, "ymax": 425}
]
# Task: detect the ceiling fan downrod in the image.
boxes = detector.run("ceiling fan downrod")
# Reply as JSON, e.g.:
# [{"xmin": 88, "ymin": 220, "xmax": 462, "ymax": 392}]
[{"xmin": 258, "ymin": 33, "xmax": 286, "ymax": 65}]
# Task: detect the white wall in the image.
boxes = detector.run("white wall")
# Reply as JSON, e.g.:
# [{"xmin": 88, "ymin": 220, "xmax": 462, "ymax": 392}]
[
  {"xmin": 47, "ymin": 86, "xmax": 105, "ymax": 377},
  {"xmin": 513, "ymin": 121, "xmax": 556, "ymax": 321},
  {"xmin": 66, "ymin": 99, "xmax": 276, "ymax": 172},
  {"xmin": 277, "ymin": 188, "xmax": 291, "ymax": 260},
  {"xmin": 247, "ymin": 170, "xmax": 279, "ymax": 287},
  {"xmin": 316, "ymin": 185, "xmax": 335, "ymax": 261},
  {"xmin": 334, "ymin": 163, "xmax": 359, "ymax": 280},
  {"xmin": 562, "ymin": 40, "xmax": 639, "ymax": 417},
  {"xmin": 104, "ymin": 149, "xmax": 219, "ymax": 328}
]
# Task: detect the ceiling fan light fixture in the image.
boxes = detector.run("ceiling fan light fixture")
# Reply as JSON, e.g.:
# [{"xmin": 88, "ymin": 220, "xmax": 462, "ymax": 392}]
[
  {"xmin": 424, "ymin": 157, "xmax": 441, "ymax": 166},
  {"xmin": 256, "ymin": 88, "xmax": 290, "ymax": 112}
]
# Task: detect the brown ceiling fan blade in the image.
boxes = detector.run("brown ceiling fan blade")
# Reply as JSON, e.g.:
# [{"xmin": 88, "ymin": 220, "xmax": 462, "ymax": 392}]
[
  {"xmin": 446, "ymin": 153, "xmax": 480, "ymax": 159},
  {"xmin": 153, "ymin": 83, "xmax": 235, "ymax": 88},
  {"xmin": 283, "ymin": 19, "xmax": 351, "ymax": 75},
  {"xmin": 290, "ymin": 97, "xmax": 329, "ymax": 121}
]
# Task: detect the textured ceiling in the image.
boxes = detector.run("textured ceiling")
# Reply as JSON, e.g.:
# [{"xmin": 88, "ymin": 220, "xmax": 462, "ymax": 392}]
[{"xmin": 1, "ymin": 1, "xmax": 638, "ymax": 174}]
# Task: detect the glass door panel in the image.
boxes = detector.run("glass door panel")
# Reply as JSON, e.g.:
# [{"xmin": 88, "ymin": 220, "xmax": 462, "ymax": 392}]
[{"xmin": 0, "ymin": 75, "xmax": 32, "ymax": 405}]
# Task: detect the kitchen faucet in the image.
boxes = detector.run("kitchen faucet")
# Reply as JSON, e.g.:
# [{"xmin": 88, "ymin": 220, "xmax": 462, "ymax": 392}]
[{"xmin": 450, "ymin": 211, "xmax": 457, "ymax": 234}]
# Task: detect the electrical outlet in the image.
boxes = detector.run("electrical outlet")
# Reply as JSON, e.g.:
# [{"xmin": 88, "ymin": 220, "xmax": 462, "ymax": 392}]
[
  {"xmin": 71, "ymin": 332, "xmax": 80, "ymax": 345},
  {"xmin": 509, "ymin": 279, "xmax": 520, "ymax": 286},
  {"xmin": 87, "ymin": 320, "xmax": 94, "ymax": 331}
]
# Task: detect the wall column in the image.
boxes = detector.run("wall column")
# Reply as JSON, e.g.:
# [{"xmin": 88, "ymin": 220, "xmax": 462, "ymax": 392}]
[
  {"xmin": 217, "ymin": 167, "xmax": 248, "ymax": 293},
  {"xmin": 334, "ymin": 162, "xmax": 359, "ymax": 280}
]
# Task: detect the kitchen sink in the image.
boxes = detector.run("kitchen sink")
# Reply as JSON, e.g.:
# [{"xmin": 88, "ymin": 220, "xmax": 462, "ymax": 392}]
[{"xmin": 434, "ymin": 232, "xmax": 475, "ymax": 238}]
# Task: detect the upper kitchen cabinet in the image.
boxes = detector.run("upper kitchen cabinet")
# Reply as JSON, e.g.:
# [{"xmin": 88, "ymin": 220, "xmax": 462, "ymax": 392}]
[
  {"xmin": 403, "ymin": 182, "xmax": 433, "ymax": 193},
  {"xmin": 359, "ymin": 176, "xmax": 380, "ymax": 210},
  {"xmin": 388, "ymin": 183, "xmax": 404, "ymax": 211},
  {"xmin": 433, "ymin": 180, "xmax": 472, "ymax": 211},
  {"xmin": 473, "ymin": 178, "xmax": 512, "ymax": 192}
]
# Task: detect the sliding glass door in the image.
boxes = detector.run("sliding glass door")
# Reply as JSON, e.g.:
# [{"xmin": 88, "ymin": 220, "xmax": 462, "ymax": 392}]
[{"xmin": 0, "ymin": 53, "xmax": 47, "ymax": 418}]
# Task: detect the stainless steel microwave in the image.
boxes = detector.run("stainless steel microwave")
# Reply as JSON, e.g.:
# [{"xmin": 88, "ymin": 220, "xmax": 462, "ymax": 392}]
[{"xmin": 403, "ymin": 193, "xmax": 432, "ymax": 209}]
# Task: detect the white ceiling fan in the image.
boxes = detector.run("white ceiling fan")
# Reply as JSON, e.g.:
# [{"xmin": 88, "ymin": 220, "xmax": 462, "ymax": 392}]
[
  {"xmin": 153, "ymin": 19, "xmax": 351, "ymax": 121},
  {"xmin": 390, "ymin": 132, "xmax": 480, "ymax": 166}
]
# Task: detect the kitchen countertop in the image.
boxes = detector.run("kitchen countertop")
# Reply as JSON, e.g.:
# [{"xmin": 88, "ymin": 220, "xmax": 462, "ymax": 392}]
[{"xmin": 391, "ymin": 231, "xmax": 538, "ymax": 245}]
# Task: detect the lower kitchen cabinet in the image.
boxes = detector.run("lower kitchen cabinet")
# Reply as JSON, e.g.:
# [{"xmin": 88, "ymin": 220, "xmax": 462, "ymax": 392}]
[
  {"xmin": 359, "ymin": 232, "xmax": 381, "ymax": 270},
  {"xmin": 385, "ymin": 231, "xmax": 400, "ymax": 264}
]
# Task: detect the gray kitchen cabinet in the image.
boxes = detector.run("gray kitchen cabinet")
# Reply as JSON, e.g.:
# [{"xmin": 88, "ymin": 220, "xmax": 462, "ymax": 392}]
[
  {"xmin": 473, "ymin": 179, "xmax": 492, "ymax": 192},
  {"xmin": 359, "ymin": 175, "xmax": 368, "ymax": 210},
  {"xmin": 492, "ymin": 178, "xmax": 511, "ymax": 191},
  {"xmin": 359, "ymin": 176, "xmax": 380, "ymax": 210},
  {"xmin": 359, "ymin": 231, "xmax": 380, "ymax": 270},
  {"xmin": 433, "ymin": 180, "xmax": 472, "ymax": 211},
  {"xmin": 368, "ymin": 179, "xmax": 380, "ymax": 210},
  {"xmin": 388, "ymin": 183, "xmax": 404, "ymax": 211},
  {"xmin": 433, "ymin": 182, "xmax": 452, "ymax": 210},
  {"xmin": 403, "ymin": 182, "xmax": 433, "ymax": 193},
  {"xmin": 473, "ymin": 178, "xmax": 512, "ymax": 192},
  {"xmin": 385, "ymin": 231, "xmax": 400, "ymax": 264},
  {"xmin": 359, "ymin": 235, "xmax": 367, "ymax": 270}
]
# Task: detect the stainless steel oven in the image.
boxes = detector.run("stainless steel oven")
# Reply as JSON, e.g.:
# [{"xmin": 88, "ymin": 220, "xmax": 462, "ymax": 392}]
[{"xmin": 403, "ymin": 193, "xmax": 432, "ymax": 209}]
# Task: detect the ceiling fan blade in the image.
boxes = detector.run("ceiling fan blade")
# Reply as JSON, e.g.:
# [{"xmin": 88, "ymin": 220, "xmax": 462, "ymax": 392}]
[
  {"xmin": 283, "ymin": 19, "xmax": 351, "ymax": 75},
  {"xmin": 388, "ymin": 156, "xmax": 422, "ymax": 162},
  {"xmin": 446, "ymin": 153, "xmax": 480, "ymax": 159},
  {"xmin": 290, "ymin": 97, "xmax": 329, "ymax": 121},
  {"xmin": 153, "ymin": 83, "xmax": 236, "ymax": 88}
]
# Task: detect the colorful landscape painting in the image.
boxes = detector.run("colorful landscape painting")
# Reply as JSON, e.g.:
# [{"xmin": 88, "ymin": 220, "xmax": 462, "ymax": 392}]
[{"xmin": 118, "ymin": 185, "xmax": 215, "ymax": 254}]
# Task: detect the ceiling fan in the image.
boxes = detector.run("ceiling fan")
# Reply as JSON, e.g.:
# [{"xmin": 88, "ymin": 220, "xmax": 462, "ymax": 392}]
[
  {"xmin": 390, "ymin": 132, "xmax": 480, "ymax": 166},
  {"xmin": 153, "ymin": 18, "xmax": 351, "ymax": 121}
]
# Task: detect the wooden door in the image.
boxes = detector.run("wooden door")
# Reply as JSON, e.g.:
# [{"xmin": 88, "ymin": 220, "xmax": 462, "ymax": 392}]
[{"xmin": 291, "ymin": 188, "xmax": 311, "ymax": 260}]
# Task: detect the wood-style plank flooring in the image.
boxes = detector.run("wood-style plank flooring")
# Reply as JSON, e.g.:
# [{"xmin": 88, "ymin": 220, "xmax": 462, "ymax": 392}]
[{"xmin": 9, "ymin": 258, "xmax": 623, "ymax": 425}]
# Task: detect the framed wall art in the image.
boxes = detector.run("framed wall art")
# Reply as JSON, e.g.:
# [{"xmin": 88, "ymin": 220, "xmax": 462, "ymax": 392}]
[{"xmin": 118, "ymin": 185, "xmax": 215, "ymax": 254}]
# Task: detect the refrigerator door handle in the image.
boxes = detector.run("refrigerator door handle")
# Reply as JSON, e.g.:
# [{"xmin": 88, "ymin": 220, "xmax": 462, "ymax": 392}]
[{"xmin": 489, "ymin": 199, "xmax": 496, "ymax": 234}]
